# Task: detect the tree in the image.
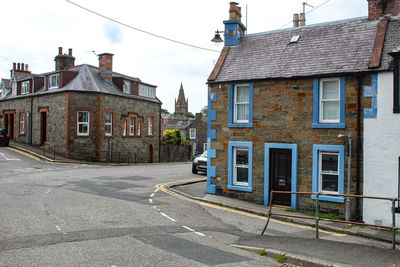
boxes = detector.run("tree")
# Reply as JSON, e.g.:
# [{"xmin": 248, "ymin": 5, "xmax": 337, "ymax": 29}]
[
  {"xmin": 161, "ymin": 108, "xmax": 170, "ymax": 114},
  {"xmin": 183, "ymin": 112, "xmax": 194, "ymax": 118},
  {"xmin": 201, "ymin": 105, "xmax": 208, "ymax": 116}
]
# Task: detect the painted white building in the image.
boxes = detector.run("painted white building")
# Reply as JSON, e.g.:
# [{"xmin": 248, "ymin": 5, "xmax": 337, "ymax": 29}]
[{"xmin": 363, "ymin": 45, "xmax": 400, "ymax": 227}]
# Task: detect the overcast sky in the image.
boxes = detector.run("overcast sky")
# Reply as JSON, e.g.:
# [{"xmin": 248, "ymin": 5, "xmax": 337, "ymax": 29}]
[{"xmin": 0, "ymin": 0, "xmax": 367, "ymax": 113}]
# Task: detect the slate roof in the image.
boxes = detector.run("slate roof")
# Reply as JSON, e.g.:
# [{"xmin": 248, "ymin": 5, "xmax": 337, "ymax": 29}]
[
  {"xmin": 0, "ymin": 79, "xmax": 11, "ymax": 89},
  {"xmin": 212, "ymin": 16, "xmax": 400, "ymax": 83},
  {"xmin": 1, "ymin": 65, "xmax": 161, "ymax": 104}
]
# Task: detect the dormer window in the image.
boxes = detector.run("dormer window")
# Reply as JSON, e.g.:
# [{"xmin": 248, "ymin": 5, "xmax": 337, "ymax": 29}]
[
  {"xmin": 123, "ymin": 80, "xmax": 131, "ymax": 94},
  {"xmin": 139, "ymin": 84, "xmax": 155, "ymax": 98},
  {"xmin": 49, "ymin": 74, "xmax": 59, "ymax": 89},
  {"xmin": 21, "ymin": 81, "xmax": 30, "ymax": 95}
]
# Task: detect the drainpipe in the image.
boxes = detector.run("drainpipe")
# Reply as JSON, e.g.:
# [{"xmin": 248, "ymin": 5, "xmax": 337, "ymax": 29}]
[
  {"xmin": 30, "ymin": 96, "xmax": 33, "ymax": 144},
  {"xmin": 356, "ymin": 75, "xmax": 362, "ymax": 222},
  {"xmin": 159, "ymin": 104, "xmax": 161, "ymax": 163}
]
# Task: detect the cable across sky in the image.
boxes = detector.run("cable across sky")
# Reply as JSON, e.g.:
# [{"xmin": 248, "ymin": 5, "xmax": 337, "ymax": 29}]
[{"xmin": 65, "ymin": 0, "xmax": 220, "ymax": 53}]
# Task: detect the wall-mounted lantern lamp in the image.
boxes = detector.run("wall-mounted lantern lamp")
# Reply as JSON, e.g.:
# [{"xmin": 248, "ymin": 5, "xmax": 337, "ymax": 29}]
[{"xmin": 211, "ymin": 30, "xmax": 224, "ymax": 44}]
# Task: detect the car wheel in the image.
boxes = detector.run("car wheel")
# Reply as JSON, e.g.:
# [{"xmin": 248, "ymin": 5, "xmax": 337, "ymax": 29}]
[{"xmin": 192, "ymin": 168, "xmax": 198, "ymax": 174}]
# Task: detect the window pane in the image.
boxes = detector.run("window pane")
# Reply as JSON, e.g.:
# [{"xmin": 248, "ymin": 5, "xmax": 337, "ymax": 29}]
[
  {"xmin": 236, "ymin": 86, "xmax": 249, "ymax": 102},
  {"xmin": 322, "ymin": 80, "xmax": 339, "ymax": 99},
  {"xmin": 321, "ymin": 153, "xmax": 338, "ymax": 172},
  {"xmin": 236, "ymin": 103, "xmax": 249, "ymax": 121},
  {"xmin": 106, "ymin": 113, "xmax": 111, "ymax": 123},
  {"xmin": 79, "ymin": 124, "xmax": 88, "ymax": 133},
  {"xmin": 323, "ymin": 101, "xmax": 339, "ymax": 120},
  {"xmin": 235, "ymin": 149, "xmax": 248, "ymax": 166},
  {"xmin": 236, "ymin": 167, "xmax": 248, "ymax": 183},
  {"xmin": 321, "ymin": 174, "xmax": 338, "ymax": 192}
]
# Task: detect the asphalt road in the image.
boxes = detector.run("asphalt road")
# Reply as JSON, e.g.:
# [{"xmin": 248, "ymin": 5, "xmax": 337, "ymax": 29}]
[{"xmin": 0, "ymin": 147, "xmax": 279, "ymax": 266}]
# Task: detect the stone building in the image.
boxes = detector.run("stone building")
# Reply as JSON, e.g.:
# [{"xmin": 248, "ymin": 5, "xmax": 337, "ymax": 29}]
[
  {"xmin": 0, "ymin": 47, "xmax": 161, "ymax": 163},
  {"xmin": 206, "ymin": 1, "xmax": 400, "ymax": 220}
]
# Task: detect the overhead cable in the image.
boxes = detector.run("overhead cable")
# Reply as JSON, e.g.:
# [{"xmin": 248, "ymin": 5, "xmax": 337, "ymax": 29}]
[{"xmin": 65, "ymin": 0, "xmax": 220, "ymax": 53}]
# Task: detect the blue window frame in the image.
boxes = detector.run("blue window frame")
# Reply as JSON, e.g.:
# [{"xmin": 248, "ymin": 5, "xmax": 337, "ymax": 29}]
[
  {"xmin": 312, "ymin": 77, "xmax": 345, "ymax": 129},
  {"xmin": 228, "ymin": 83, "xmax": 253, "ymax": 128},
  {"xmin": 228, "ymin": 141, "xmax": 253, "ymax": 192},
  {"xmin": 312, "ymin": 144, "xmax": 345, "ymax": 203}
]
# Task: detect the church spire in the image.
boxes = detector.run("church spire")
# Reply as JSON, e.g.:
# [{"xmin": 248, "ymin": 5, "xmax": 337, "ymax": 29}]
[{"xmin": 175, "ymin": 82, "xmax": 188, "ymax": 113}]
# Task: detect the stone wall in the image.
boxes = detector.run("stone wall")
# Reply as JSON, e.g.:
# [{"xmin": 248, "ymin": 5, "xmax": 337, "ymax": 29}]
[
  {"xmin": 160, "ymin": 143, "xmax": 191, "ymax": 162},
  {"xmin": 0, "ymin": 91, "xmax": 161, "ymax": 163},
  {"xmin": 209, "ymin": 75, "xmax": 372, "ymax": 216}
]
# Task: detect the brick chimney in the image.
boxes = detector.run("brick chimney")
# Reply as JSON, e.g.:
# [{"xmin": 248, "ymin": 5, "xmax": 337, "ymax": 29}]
[
  {"xmin": 223, "ymin": 2, "xmax": 247, "ymax": 46},
  {"xmin": 368, "ymin": 0, "xmax": 400, "ymax": 20},
  {"xmin": 54, "ymin": 47, "xmax": 75, "ymax": 71},
  {"xmin": 98, "ymin": 53, "xmax": 114, "ymax": 85}
]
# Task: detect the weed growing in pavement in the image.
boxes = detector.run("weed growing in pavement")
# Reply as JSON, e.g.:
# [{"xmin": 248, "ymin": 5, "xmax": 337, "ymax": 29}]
[
  {"xmin": 258, "ymin": 249, "xmax": 266, "ymax": 256},
  {"xmin": 303, "ymin": 211, "xmax": 344, "ymax": 220},
  {"xmin": 284, "ymin": 208, "xmax": 296, "ymax": 212},
  {"xmin": 275, "ymin": 254, "xmax": 286, "ymax": 263}
]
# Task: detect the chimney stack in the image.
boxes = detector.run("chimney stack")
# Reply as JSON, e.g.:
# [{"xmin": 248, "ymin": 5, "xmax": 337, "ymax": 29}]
[
  {"xmin": 55, "ymin": 47, "xmax": 75, "ymax": 71},
  {"xmin": 17, "ymin": 63, "xmax": 20, "ymax": 71},
  {"xmin": 368, "ymin": 0, "xmax": 400, "ymax": 21},
  {"xmin": 98, "ymin": 53, "xmax": 114, "ymax": 85},
  {"xmin": 293, "ymin": 14, "xmax": 299, "ymax": 27},
  {"xmin": 21, "ymin": 63, "xmax": 25, "ymax": 71}
]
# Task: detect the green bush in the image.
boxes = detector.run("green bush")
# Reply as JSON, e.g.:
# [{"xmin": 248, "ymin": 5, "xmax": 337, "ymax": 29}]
[{"xmin": 163, "ymin": 129, "xmax": 188, "ymax": 145}]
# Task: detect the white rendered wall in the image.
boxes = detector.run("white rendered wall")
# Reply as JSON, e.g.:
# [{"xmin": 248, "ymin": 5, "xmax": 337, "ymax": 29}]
[{"xmin": 363, "ymin": 72, "xmax": 400, "ymax": 227}]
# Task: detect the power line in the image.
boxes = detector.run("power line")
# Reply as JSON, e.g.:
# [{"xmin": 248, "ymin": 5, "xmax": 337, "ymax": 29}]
[
  {"xmin": 65, "ymin": 0, "xmax": 219, "ymax": 53},
  {"xmin": 279, "ymin": 0, "xmax": 333, "ymax": 29}
]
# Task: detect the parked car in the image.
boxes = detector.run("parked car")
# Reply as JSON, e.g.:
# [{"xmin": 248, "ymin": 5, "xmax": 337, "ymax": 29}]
[
  {"xmin": 0, "ymin": 128, "xmax": 10, "ymax": 146},
  {"xmin": 192, "ymin": 150, "xmax": 207, "ymax": 174}
]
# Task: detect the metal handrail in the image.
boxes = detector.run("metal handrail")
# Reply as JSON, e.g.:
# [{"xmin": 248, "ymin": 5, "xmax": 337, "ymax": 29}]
[{"xmin": 261, "ymin": 190, "xmax": 399, "ymax": 249}]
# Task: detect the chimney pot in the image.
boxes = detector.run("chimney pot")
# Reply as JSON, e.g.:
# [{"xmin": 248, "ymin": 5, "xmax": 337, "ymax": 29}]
[
  {"xmin": 58, "ymin": 47, "xmax": 63, "ymax": 55},
  {"xmin": 68, "ymin": 48, "xmax": 72, "ymax": 56},
  {"xmin": 21, "ymin": 63, "xmax": 25, "ymax": 71},
  {"xmin": 17, "ymin": 63, "xmax": 20, "ymax": 71},
  {"xmin": 13, "ymin": 62, "xmax": 16, "ymax": 70},
  {"xmin": 25, "ymin": 64, "xmax": 29, "ymax": 72},
  {"xmin": 293, "ymin": 14, "xmax": 299, "ymax": 27},
  {"xmin": 229, "ymin": 2, "xmax": 241, "ymax": 21},
  {"xmin": 299, "ymin": 13, "xmax": 305, "ymax": 26}
]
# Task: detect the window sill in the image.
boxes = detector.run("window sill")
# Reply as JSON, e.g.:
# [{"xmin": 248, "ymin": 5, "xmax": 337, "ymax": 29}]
[
  {"xmin": 228, "ymin": 123, "xmax": 253, "ymax": 128},
  {"xmin": 311, "ymin": 194, "xmax": 344, "ymax": 203},
  {"xmin": 312, "ymin": 123, "xmax": 345, "ymax": 129},
  {"xmin": 227, "ymin": 184, "xmax": 252, "ymax": 192},
  {"xmin": 77, "ymin": 134, "xmax": 89, "ymax": 137}
]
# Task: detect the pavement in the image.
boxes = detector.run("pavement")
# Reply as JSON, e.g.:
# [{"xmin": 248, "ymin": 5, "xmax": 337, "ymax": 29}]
[{"xmin": 8, "ymin": 142, "xmax": 400, "ymax": 266}]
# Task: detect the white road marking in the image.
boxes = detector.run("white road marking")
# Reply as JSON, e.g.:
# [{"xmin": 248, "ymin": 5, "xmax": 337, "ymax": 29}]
[
  {"xmin": 154, "ymin": 188, "xmax": 159, "ymax": 193},
  {"xmin": 182, "ymin": 225, "xmax": 195, "ymax": 232},
  {"xmin": 149, "ymin": 198, "xmax": 153, "ymax": 204},
  {"xmin": 46, "ymin": 189, "xmax": 53, "ymax": 194},
  {"xmin": 194, "ymin": 232, "xmax": 206, "ymax": 237},
  {"xmin": 182, "ymin": 225, "xmax": 206, "ymax": 237},
  {"xmin": 150, "ymin": 193, "xmax": 155, "ymax": 198},
  {"xmin": 153, "ymin": 206, "xmax": 158, "ymax": 210},
  {"xmin": 0, "ymin": 152, "xmax": 20, "ymax": 161},
  {"xmin": 55, "ymin": 225, "xmax": 62, "ymax": 231},
  {"xmin": 160, "ymin": 212, "xmax": 176, "ymax": 222}
]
